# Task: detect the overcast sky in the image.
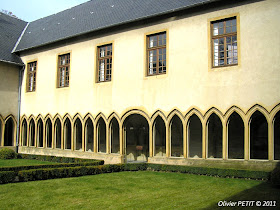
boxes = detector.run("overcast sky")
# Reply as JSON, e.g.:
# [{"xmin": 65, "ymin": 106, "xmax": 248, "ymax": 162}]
[{"xmin": 1, "ymin": 0, "xmax": 89, "ymax": 22}]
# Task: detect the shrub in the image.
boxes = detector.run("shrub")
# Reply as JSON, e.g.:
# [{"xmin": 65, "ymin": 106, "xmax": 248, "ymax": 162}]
[
  {"xmin": 146, "ymin": 164, "xmax": 270, "ymax": 180},
  {"xmin": 0, "ymin": 148, "xmax": 16, "ymax": 159},
  {"xmin": 0, "ymin": 171, "xmax": 16, "ymax": 184},
  {"xmin": 123, "ymin": 163, "xmax": 147, "ymax": 171},
  {"xmin": 17, "ymin": 154, "xmax": 104, "ymax": 164},
  {"xmin": 0, "ymin": 161, "xmax": 103, "ymax": 173}
]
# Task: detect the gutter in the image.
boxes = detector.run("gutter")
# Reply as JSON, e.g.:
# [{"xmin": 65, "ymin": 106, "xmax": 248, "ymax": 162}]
[{"xmin": 15, "ymin": 64, "xmax": 25, "ymax": 152}]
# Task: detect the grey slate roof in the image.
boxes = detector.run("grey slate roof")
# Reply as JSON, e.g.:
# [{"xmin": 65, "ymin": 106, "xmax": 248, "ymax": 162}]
[
  {"xmin": 0, "ymin": 12, "xmax": 27, "ymax": 65},
  {"xmin": 15, "ymin": 0, "xmax": 217, "ymax": 52}
]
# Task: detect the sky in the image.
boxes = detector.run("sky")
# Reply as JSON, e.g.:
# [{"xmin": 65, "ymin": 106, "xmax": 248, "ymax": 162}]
[{"xmin": 0, "ymin": 0, "xmax": 89, "ymax": 22}]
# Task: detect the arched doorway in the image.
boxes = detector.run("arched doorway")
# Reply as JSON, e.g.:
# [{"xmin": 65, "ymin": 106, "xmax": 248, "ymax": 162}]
[
  {"xmin": 250, "ymin": 111, "xmax": 268, "ymax": 160},
  {"xmin": 124, "ymin": 114, "xmax": 149, "ymax": 162},
  {"xmin": 4, "ymin": 117, "xmax": 14, "ymax": 146}
]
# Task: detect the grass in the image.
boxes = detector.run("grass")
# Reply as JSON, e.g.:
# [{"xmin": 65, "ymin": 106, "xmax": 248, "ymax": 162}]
[
  {"xmin": 0, "ymin": 159, "xmax": 56, "ymax": 167},
  {"xmin": 0, "ymin": 171, "xmax": 279, "ymax": 209}
]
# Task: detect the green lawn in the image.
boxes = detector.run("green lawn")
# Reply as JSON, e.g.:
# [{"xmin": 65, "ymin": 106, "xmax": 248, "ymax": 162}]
[
  {"xmin": 0, "ymin": 159, "xmax": 56, "ymax": 167},
  {"xmin": 0, "ymin": 171, "xmax": 279, "ymax": 209}
]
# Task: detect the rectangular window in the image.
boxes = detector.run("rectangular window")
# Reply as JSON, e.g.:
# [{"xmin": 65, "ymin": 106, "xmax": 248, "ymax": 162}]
[
  {"xmin": 147, "ymin": 32, "xmax": 166, "ymax": 76},
  {"xmin": 27, "ymin": 61, "xmax": 37, "ymax": 92},
  {"xmin": 211, "ymin": 17, "xmax": 237, "ymax": 67},
  {"xmin": 57, "ymin": 53, "xmax": 70, "ymax": 87},
  {"xmin": 97, "ymin": 44, "xmax": 112, "ymax": 82}
]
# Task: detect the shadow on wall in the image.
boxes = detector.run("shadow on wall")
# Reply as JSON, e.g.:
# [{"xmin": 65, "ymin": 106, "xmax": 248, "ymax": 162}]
[{"xmin": 204, "ymin": 162, "xmax": 280, "ymax": 209}]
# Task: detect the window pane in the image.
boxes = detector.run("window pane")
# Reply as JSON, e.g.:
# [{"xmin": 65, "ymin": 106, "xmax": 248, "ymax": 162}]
[
  {"xmin": 218, "ymin": 27, "xmax": 224, "ymax": 35},
  {"xmin": 149, "ymin": 36, "xmax": 157, "ymax": 48},
  {"xmin": 100, "ymin": 47, "xmax": 105, "ymax": 57},
  {"xmin": 218, "ymin": 38, "xmax": 224, "ymax": 44}
]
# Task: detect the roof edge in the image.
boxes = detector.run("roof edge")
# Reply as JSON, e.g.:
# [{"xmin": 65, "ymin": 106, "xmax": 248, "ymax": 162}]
[
  {"xmin": 0, "ymin": 59, "xmax": 24, "ymax": 66},
  {"xmin": 14, "ymin": 0, "xmax": 220, "ymax": 53},
  {"xmin": 12, "ymin": 22, "xmax": 30, "ymax": 53}
]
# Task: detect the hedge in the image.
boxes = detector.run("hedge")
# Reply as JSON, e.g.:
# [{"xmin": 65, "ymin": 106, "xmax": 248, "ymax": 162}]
[
  {"xmin": 0, "ymin": 161, "xmax": 104, "ymax": 173},
  {"xmin": 0, "ymin": 163, "xmax": 274, "ymax": 184},
  {"xmin": 18, "ymin": 165, "xmax": 122, "ymax": 181},
  {"xmin": 17, "ymin": 154, "xmax": 103, "ymax": 163},
  {"xmin": 0, "ymin": 148, "xmax": 16, "ymax": 159},
  {"xmin": 147, "ymin": 164, "xmax": 270, "ymax": 180},
  {"xmin": 0, "ymin": 171, "xmax": 16, "ymax": 184},
  {"xmin": 18, "ymin": 164, "xmax": 149, "ymax": 182}
]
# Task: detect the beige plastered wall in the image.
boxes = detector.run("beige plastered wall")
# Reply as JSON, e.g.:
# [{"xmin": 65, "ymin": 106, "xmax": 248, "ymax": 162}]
[
  {"xmin": 0, "ymin": 62, "xmax": 19, "ymax": 119},
  {"xmin": 20, "ymin": 0, "xmax": 280, "ymax": 122}
]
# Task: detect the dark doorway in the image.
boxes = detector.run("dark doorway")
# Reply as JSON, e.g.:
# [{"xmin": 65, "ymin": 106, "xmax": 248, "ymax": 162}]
[
  {"xmin": 4, "ymin": 118, "xmax": 14, "ymax": 146},
  {"xmin": 207, "ymin": 113, "xmax": 223, "ymax": 158},
  {"xmin": 64, "ymin": 118, "xmax": 72, "ymax": 150},
  {"xmin": 153, "ymin": 116, "xmax": 166, "ymax": 157},
  {"xmin": 110, "ymin": 118, "xmax": 120, "ymax": 154},
  {"xmin": 228, "ymin": 112, "xmax": 244, "ymax": 159},
  {"xmin": 97, "ymin": 118, "xmax": 106, "ymax": 153},
  {"xmin": 124, "ymin": 114, "xmax": 149, "ymax": 162},
  {"xmin": 250, "ymin": 111, "xmax": 268, "ymax": 160},
  {"xmin": 188, "ymin": 114, "xmax": 202, "ymax": 158}
]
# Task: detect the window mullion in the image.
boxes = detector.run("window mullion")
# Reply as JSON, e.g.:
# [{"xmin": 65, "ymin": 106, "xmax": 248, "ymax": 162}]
[
  {"xmin": 224, "ymin": 37, "xmax": 227, "ymax": 65},
  {"xmin": 104, "ymin": 58, "xmax": 107, "ymax": 81}
]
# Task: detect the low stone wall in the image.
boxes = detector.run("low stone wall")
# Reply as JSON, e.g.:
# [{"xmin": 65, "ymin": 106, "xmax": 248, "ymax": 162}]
[
  {"xmin": 18, "ymin": 146, "xmax": 124, "ymax": 164},
  {"xmin": 18, "ymin": 146, "xmax": 279, "ymax": 171},
  {"xmin": 148, "ymin": 156, "xmax": 279, "ymax": 171}
]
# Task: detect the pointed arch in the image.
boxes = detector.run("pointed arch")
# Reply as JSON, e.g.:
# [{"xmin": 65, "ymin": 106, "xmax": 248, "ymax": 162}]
[
  {"xmin": 73, "ymin": 114, "xmax": 83, "ymax": 151},
  {"xmin": 187, "ymin": 113, "xmax": 203, "ymax": 158},
  {"xmin": 185, "ymin": 108, "xmax": 204, "ymax": 123},
  {"xmin": 205, "ymin": 110, "xmax": 223, "ymax": 159},
  {"xmin": 36, "ymin": 114, "xmax": 44, "ymax": 122},
  {"xmin": 224, "ymin": 106, "xmax": 246, "ymax": 123},
  {"xmin": 153, "ymin": 114, "xmax": 166, "ymax": 157},
  {"xmin": 272, "ymin": 110, "xmax": 280, "ymax": 160},
  {"xmin": 151, "ymin": 111, "xmax": 167, "ymax": 157},
  {"xmin": 63, "ymin": 114, "xmax": 73, "ymax": 150},
  {"xmin": 271, "ymin": 104, "xmax": 280, "ymax": 160},
  {"xmin": 53, "ymin": 114, "xmax": 63, "ymax": 149},
  {"xmin": 246, "ymin": 104, "xmax": 270, "ymax": 122},
  {"xmin": 168, "ymin": 111, "xmax": 185, "ymax": 158},
  {"xmin": 249, "ymin": 110, "xmax": 268, "ymax": 160},
  {"xmin": 95, "ymin": 112, "xmax": 108, "ymax": 124},
  {"xmin": 109, "ymin": 116, "xmax": 120, "ymax": 154},
  {"xmin": 167, "ymin": 109, "xmax": 185, "ymax": 123},
  {"xmin": 20, "ymin": 116, "xmax": 28, "ymax": 146},
  {"xmin": 151, "ymin": 110, "xmax": 167, "ymax": 122},
  {"xmin": 96, "ymin": 115, "xmax": 107, "ymax": 153},
  {"xmin": 84, "ymin": 114, "xmax": 94, "ymax": 152},
  {"xmin": 0, "ymin": 115, "xmax": 4, "ymax": 146},
  {"xmin": 270, "ymin": 103, "xmax": 280, "ymax": 120},
  {"xmin": 45, "ymin": 115, "xmax": 53, "ymax": 149},
  {"xmin": 108, "ymin": 112, "xmax": 121, "ymax": 122},
  {"xmin": 84, "ymin": 113, "xmax": 95, "ymax": 124},
  {"xmin": 227, "ymin": 111, "xmax": 244, "ymax": 159},
  {"xmin": 36, "ymin": 116, "xmax": 44, "ymax": 147},
  {"xmin": 28, "ymin": 116, "xmax": 36, "ymax": 147},
  {"xmin": 204, "ymin": 107, "xmax": 224, "ymax": 122},
  {"xmin": 4, "ymin": 115, "xmax": 16, "ymax": 146}
]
